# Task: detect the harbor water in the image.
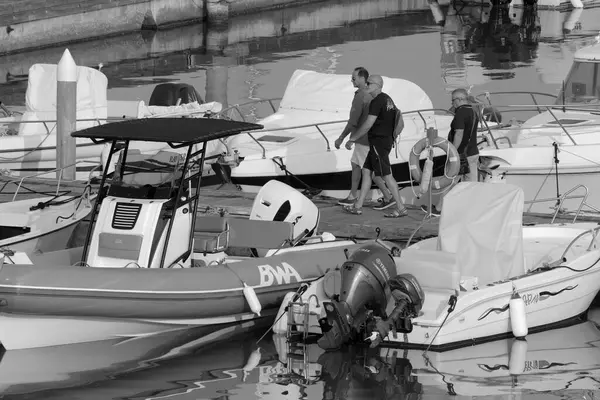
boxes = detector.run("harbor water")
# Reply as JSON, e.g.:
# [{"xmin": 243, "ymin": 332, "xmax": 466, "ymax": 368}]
[{"xmin": 0, "ymin": 1, "xmax": 600, "ymax": 398}]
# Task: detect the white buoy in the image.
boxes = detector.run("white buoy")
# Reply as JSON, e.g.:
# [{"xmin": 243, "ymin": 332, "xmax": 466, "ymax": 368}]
[
  {"xmin": 242, "ymin": 347, "xmax": 262, "ymax": 382},
  {"xmin": 571, "ymin": 0, "xmax": 584, "ymax": 8},
  {"xmin": 243, "ymin": 282, "xmax": 262, "ymax": 316},
  {"xmin": 272, "ymin": 333, "xmax": 288, "ymax": 364},
  {"xmin": 273, "ymin": 292, "xmax": 296, "ymax": 334},
  {"xmin": 509, "ymin": 290, "xmax": 528, "ymax": 338},
  {"xmin": 56, "ymin": 48, "xmax": 77, "ymax": 181},
  {"xmin": 419, "ymin": 158, "xmax": 434, "ymax": 194},
  {"xmin": 508, "ymin": 338, "xmax": 528, "ymax": 376}
]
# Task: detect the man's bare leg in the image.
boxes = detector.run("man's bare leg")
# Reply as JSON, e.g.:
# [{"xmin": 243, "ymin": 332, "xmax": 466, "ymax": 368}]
[
  {"xmin": 383, "ymin": 173, "xmax": 406, "ymax": 212},
  {"xmin": 372, "ymin": 175, "xmax": 392, "ymax": 201},
  {"xmin": 354, "ymin": 168, "xmax": 373, "ymax": 209},
  {"xmin": 349, "ymin": 162, "xmax": 362, "ymax": 198}
]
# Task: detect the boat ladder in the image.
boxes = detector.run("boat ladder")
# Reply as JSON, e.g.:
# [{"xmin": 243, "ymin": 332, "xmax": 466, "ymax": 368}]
[
  {"xmin": 283, "ymin": 339, "xmax": 320, "ymax": 385},
  {"xmin": 285, "ymin": 295, "xmax": 321, "ymax": 344}
]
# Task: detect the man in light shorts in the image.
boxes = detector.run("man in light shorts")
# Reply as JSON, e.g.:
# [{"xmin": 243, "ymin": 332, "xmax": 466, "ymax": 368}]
[{"xmin": 334, "ymin": 67, "xmax": 394, "ymax": 210}]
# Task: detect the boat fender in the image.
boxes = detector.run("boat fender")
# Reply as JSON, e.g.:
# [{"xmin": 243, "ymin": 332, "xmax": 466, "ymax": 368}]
[
  {"xmin": 242, "ymin": 347, "xmax": 262, "ymax": 382},
  {"xmin": 243, "ymin": 283, "xmax": 262, "ymax": 316},
  {"xmin": 273, "ymin": 292, "xmax": 296, "ymax": 334},
  {"xmin": 419, "ymin": 158, "xmax": 434, "ymax": 194},
  {"xmin": 508, "ymin": 338, "xmax": 528, "ymax": 375},
  {"xmin": 509, "ymin": 290, "xmax": 528, "ymax": 338},
  {"xmin": 272, "ymin": 333, "xmax": 288, "ymax": 364},
  {"xmin": 409, "ymin": 137, "xmax": 460, "ymax": 193}
]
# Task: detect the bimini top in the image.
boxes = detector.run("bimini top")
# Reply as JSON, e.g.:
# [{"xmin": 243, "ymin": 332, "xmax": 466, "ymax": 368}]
[{"xmin": 72, "ymin": 118, "xmax": 264, "ymax": 146}]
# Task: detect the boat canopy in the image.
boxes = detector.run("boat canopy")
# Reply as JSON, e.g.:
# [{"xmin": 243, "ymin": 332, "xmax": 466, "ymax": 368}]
[
  {"xmin": 277, "ymin": 69, "xmax": 434, "ymax": 117},
  {"xmin": 20, "ymin": 63, "xmax": 108, "ymax": 136},
  {"xmin": 437, "ymin": 182, "xmax": 525, "ymax": 286},
  {"xmin": 71, "ymin": 118, "xmax": 264, "ymax": 146}
]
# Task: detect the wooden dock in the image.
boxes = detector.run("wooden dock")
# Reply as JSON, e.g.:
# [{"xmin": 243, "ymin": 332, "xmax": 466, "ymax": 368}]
[{"xmin": 3, "ymin": 175, "xmax": 599, "ymax": 245}]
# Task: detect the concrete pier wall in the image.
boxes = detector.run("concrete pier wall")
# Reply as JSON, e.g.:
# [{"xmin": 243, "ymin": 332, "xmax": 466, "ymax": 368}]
[{"xmin": 0, "ymin": 0, "xmax": 204, "ymax": 55}]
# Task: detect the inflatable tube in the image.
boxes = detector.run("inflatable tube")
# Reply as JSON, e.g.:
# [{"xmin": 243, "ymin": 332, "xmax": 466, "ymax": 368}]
[{"xmin": 409, "ymin": 137, "xmax": 460, "ymax": 192}]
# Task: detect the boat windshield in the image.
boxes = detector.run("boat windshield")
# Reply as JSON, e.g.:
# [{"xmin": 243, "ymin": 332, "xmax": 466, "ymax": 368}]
[
  {"xmin": 107, "ymin": 150, "xmax": 185, "ymax": 200},
  {"xmin": 556, "ymin": 61, "xmax": 600, "ymax": 106}
]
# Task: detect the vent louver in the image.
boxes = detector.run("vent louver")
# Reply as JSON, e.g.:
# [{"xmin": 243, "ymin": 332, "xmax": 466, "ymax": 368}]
[{"xmin": 112, "ymin": 203, "xmax": 142, "ymax": 230}]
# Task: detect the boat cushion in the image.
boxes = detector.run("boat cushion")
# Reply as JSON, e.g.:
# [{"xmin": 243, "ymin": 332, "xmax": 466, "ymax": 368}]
[
  {"xmin": 194, "ymin": 216, "xmax": 294, "ymax": 254},
  {"xmin": 194, "ymin": 216, "xmax": 229, "ymax": 254},
  {"xmin": 98, "ymin": 233, "xmax": 143, "ymax": 260}
]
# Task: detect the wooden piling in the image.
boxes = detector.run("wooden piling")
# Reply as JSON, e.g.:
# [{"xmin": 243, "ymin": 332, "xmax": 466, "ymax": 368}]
[{"xmin": 56, "ymin": 48, "xmax": 77, "ymax": 181}]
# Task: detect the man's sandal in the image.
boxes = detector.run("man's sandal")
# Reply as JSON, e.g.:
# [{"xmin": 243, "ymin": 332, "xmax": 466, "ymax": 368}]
[
  {"xmin": 343, "ymin": 205, "xmax": 363, "ymax": 215},
  {"xmin": 384, "ymin": 208, "xmax": 408, "ymax": 218}
]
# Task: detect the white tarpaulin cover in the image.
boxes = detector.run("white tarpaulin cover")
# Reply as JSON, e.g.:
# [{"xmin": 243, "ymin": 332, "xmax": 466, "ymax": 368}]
[
  {"xmin": 277, "ymin": 69, "xmax": 434, "ymax": 116},
  {"xmin": 437, "ymin": 182, "xmax": 525, "ymax": 285},
  {"xmin": 19, "ymin": 63, "xmax": 108, "ymax": 136}
]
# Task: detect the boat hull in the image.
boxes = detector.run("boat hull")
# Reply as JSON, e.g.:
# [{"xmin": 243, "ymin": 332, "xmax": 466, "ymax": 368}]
[
  {"xmin": 287, "ymin": 246, "xmax": 600, "ymax": 352},
  {"xmin": 0, "ymin": 242, "xmax": 357, "ymax": 349}
]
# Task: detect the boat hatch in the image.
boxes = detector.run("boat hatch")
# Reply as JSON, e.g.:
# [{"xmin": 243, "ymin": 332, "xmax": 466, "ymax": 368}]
[
  {"xmin": 258, "ymin": 135, "xmax": 294, "ymax": 143},
  {"xmin": 545, "ymin": 119, "xmax": 589, "ymax": 126}
]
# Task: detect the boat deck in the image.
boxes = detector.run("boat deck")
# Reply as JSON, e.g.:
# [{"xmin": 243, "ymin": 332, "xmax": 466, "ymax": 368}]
[{"xmin": 2, "ymin": 175, "xmax": 599, "ymax": 244}]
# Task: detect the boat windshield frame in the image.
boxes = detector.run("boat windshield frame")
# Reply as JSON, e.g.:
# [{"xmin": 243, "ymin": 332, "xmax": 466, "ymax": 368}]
[
  {"xmin": 76, "ymin": 118, "xmax": 264, "ymax": 267},
  {"xmin": 556, "ymin": 60, "xmax": 600, "ymax": 107}
]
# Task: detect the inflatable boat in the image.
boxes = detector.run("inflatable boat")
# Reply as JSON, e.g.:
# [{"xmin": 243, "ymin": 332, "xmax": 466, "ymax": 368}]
[
  {"xmin": 0, "ymin": 117, "xmax": 366, "ymax": 351},
  {"xmin": 275, "ymin": 182, "xmax": 600, "ymax": 351}
]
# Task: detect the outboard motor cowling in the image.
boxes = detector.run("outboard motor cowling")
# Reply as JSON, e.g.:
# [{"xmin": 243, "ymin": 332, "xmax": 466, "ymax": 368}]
[{"xmin": 318, "ymin": 244, "xmax": 397, "ymax": 351}]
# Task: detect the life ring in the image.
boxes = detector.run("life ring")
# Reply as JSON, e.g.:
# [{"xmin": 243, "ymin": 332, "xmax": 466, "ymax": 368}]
[{"xmin": 409, "ymin": 137, "xmax": 460, "ymax": 192}]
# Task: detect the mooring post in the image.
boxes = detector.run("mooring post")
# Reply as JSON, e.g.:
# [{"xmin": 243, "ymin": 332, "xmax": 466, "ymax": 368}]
[{"xmin": 56, "ymin": 48, "xmax": 77, "ymax": 181}]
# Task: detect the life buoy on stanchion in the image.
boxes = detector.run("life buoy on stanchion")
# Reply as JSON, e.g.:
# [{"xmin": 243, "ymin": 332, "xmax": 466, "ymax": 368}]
[{"xmin": 409, "ymin": 128, "xmax": 460, "ymax": 194}]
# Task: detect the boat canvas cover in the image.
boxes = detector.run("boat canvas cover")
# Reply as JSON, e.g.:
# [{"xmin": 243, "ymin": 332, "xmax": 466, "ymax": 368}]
[
  {"xmin": 20, "ymin": 64, "xmax": 108, "ymax": 136},
  {"xmin": 437, "ymin": 182, "xmax": 525, "ymax": 286},
  {"xmin": 274, "ymin": 69, "xmax": 434, "ymax": 124}
]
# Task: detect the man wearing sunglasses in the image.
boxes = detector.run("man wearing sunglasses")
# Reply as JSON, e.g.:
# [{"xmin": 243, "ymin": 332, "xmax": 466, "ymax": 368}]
[{"xmin": 342, "ymin": 75, "xmax": 408, "ymax": 218}]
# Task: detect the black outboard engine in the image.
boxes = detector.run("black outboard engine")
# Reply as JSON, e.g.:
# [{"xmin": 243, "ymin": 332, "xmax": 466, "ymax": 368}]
[
  {"xmin": 149, "ymin": 83, "xmax": 204, "ymax": 106},
  {"xmin": 317, "ymin": 244, "xmax": 424, "ymax": 350}
]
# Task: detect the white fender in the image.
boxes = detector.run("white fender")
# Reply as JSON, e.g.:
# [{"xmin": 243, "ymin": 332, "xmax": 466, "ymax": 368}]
[
  {"xmin": 243, "ymin": 283, "xmax": 262, "ymax": 316},
  {"xmin": 273, "ymin": 292, "xmax": 296, "ymax": 334},
  {"xmin": 242, "ymin": 347, "xmax": 261, "ymax": 382},
  {"xmin": 272, "ymin": 333, "xmax": 289, "ymax": 364},
  {"xmin": 419, "ymin": 158, "xmax": 434, "ymax": 194},
  {"xmin": 509, "ymin": 291, "xmax": 528, "ymax": 338},
  {"xmin": 508, "ymin": 338, "xmax": 528, "ymax": 375},
  {"xmin": 571, "ymin": 0, "xmax": 583, "ymax": 8}
]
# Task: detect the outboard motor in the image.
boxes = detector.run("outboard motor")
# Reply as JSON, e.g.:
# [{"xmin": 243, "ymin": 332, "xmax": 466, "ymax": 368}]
[
  {"xmin": 149, "ymin": 83, "xmax": 204, "ymax": 106},
  {"xmin": 249, "ymin": 180, "xmax": 320, "ymax": 257},
  {"xmin": 317, "ymin": 244, "xmax": 425, "ymax": 351}
]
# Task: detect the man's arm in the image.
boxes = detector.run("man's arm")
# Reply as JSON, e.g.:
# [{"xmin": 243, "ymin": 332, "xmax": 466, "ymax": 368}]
[
  {"xmin": 338, "ymin": 94, "xmax": 363, "ymax": 140},
  {"xmin": 349, "ymin": 96, "xmax": 380, "ymax": 143},
  {"xmin": 350, "ymin": 115, "xmax": 376, "ymax": 142},
  {"xmin": 451, "ymin": 107, "xmax": 467, "ymax": 149}
]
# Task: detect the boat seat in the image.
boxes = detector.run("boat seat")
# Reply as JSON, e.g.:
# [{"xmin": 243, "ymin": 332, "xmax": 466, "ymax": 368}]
[
  {"xmin": 194, "ymin": 216, "xmax": 229, "ymax": 254},
  {"xmin": 194, "ymin": 215, "xmax": 294, "ymax": 255}
]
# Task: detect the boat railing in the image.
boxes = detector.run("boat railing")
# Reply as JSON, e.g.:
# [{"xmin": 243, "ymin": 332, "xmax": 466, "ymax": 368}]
[
  {"xmin": 560, "ymin": 225, "xmax": 600, "ymax": 262},
  {"xmin": 523, "ymin": 184, "xmax": 600, "ymax": 223},
  {"xmin": 3, "ymin": 160, "xmax": 99, "ymax": 202},
  {"xmin": 478, "ymin": 103, "xmax": 600, "ymax": 149},
  {"xmin": 230, "ymin": 108, "xmax": 454, "ymax": 159}
]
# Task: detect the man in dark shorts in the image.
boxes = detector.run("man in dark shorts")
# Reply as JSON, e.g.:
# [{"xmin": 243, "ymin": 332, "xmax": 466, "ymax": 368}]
[
  {"xmin": 342, "ymin": 75, "xmax": 408, "ymax": 218},
  {"xmin": 422, "ymin": 88, "xmax": 480, "ymax": 216}
]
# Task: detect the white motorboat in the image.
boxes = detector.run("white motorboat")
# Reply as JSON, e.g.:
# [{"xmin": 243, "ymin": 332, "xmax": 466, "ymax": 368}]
[
  {"xmin": 274, "ymin": 309, "xmax": 600, "ymax": 397},
  {"xmin": 0, "ymin": 117, "xmax": 376, "ymax": 351},
  {"xmin": 476, "ymin": 39, "xmax": 600, "ymax": 214},
  {"xmin": 0, "ymin": 63, "xmax": 225, "ymax": 182},
  {"xmin": 274, "ymin": 182, "xmax": 600, "ymax": 351},
  {"xmin": 224, "ymin": 69, "xmax": 453, "ymax": 200},
  {"xmin": 0, "ymin": 165, "xmax": 95, "ymax": 254}
]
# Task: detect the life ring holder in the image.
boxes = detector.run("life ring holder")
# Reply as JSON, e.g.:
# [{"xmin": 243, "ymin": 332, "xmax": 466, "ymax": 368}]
[{"xmin": 408, "ymin": 136, "xmax": 460, "ymax": 194}]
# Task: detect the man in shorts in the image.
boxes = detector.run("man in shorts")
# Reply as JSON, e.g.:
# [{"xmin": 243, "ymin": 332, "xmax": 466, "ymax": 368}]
[
  {"xmin": 342, "ymin": 75, "xmax": 408, "ymax": 218},
  {"xmin": 422, "ymin": 88, "xmax": 480, "ymax": 216},
  {"xmin": 335, "ymin": 67, "xmax": 394, "ymax": 209}
]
